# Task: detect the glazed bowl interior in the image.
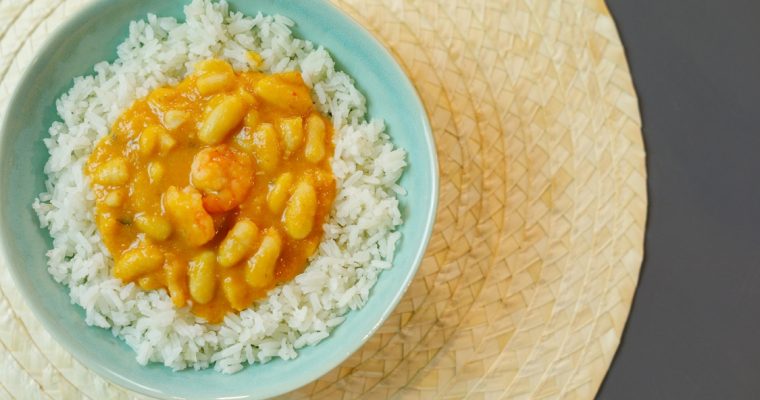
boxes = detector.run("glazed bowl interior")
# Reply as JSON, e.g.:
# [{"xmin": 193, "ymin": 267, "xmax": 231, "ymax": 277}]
[{"xmin": 0, "ymin": 0, "xmax": 438, "ymax": 398}]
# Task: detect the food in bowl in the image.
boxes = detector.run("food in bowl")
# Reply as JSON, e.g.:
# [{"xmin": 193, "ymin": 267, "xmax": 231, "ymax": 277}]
[
  {"xmin": 86, "ymin": 59, "xmax": 337, "ymax": 323},
  {"xmin": 33, "ymin": 0, "xmax": 406, "ymax": 373}
]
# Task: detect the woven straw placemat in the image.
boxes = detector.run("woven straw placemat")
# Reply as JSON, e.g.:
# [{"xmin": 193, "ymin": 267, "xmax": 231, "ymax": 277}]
[{"xmin": 0, "ymin": 0, "xmax": 646, "ymax": 398}]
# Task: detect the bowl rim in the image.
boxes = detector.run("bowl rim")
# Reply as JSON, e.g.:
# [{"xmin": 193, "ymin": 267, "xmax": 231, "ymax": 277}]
[{"xmin": 0, "ymin": 0, "xmax": 439, "ymax": 398}]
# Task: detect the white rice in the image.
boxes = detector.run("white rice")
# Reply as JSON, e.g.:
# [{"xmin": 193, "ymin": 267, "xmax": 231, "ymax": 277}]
[{"xmin": 32, "ymin": 0, "xmax": 406, "ymax": 373}]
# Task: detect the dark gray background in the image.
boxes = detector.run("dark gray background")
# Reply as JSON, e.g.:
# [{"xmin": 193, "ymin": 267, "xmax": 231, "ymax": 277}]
[{"xmin": 597, "ymin": 0, "xmax": 760, "ymax": 399}]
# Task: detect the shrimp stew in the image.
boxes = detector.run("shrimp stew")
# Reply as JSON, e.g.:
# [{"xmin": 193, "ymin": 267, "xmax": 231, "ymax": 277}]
[{"xmin": 85, "ymin": 58, "xmax": 336, "ymax": 323}]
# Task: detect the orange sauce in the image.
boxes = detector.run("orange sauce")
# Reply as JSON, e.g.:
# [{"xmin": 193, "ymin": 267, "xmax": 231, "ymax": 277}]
[{"xmin": 85, "ymin": 58, "xmax": 335, "ymax": 323}]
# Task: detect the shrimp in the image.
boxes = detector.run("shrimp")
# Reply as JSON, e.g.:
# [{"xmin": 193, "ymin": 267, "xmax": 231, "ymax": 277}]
[
  {"xmin": 163, "ymin": 186, "xmax": 215, "ymax": 246},
  {"xmin": 190, "ymin": 145, "xmax": 254, "ymax": 213}
]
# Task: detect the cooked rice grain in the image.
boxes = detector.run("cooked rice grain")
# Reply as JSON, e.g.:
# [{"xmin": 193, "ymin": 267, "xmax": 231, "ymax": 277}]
[{"xmin": 32, "ymin": 0, "xmax": 405, "ymax": 373}]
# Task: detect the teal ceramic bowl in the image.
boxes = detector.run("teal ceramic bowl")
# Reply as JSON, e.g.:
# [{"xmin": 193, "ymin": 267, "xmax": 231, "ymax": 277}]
[{"xmin": 0, "ymin": 1, "xmax": 437, "ymax": 398}]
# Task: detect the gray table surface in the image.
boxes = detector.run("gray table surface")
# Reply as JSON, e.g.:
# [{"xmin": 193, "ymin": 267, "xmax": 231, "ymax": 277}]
[{"xmin": 597, "ymin": 0, "xmax": 760, "ymax": 399}]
